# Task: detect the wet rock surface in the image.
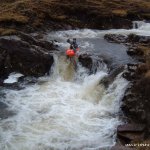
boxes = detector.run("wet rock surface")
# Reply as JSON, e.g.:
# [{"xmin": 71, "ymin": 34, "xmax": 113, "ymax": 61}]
[
  {"xmin": 105, "ymin": 33, "xmax": 150, "ymax": 59},
  {"xmin": 100, "ymin": 66, "xmax": 124, "ymax": 88},
  {"xmin": 78, "ymin": 53, "xmax": 107, "ymax": 73},
  {"xmin": 117, "ymin": 124, "xmax": 146, "ymax": 148},
  {"xmin": 122, "ymin": 64, "xmax": 140, "ymax": 81},
  {"xmin": 0, "ymin": 33, "xmax": 57, "ymax": 78},
  {"xmin": 105, "ymin": 32, "xmax": 150, "ymax": 145},
  {"xmin": 78, "ymin": 54, "xmax": 93, "ymax": 71},
  {"xmin": 127, "ymin": 34, "xmax": 150, "ymax": 44},
  {"xmin": 104, "ymin": 34, "xmax": 127, "ymax": 44}
]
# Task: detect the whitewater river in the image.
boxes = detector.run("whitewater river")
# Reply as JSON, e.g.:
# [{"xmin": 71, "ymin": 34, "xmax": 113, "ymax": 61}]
[{"xmin": 0, "ymin": 21, "xmax": 150, "ymax": 150}]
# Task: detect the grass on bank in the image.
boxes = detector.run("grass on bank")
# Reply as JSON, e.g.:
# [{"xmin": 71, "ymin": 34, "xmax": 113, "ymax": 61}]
[
  {"xmin": 0, "ymin": 0, "xmax": 150, "ymax": 34},
  {"xmin": 0, "ymin": 28, "xmax": 17, "ymax": 36}
]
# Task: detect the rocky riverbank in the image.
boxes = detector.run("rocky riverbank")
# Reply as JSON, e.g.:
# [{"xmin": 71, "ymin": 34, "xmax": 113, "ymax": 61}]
[
  {"xmin": 104, "ymin": 33, "xmax": 150, "ymax": 149},
  {"xmin": 1, "ymin": 0, "xmax": 150, "ymax": 36},
  {"xmin": 0, "ymin": 33, "xmax": 58, "ymax": 79}
]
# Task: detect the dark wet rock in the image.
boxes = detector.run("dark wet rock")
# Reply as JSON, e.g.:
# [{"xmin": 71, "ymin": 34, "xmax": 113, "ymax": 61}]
[
  {"xmin": 104, "ymin": 33, "xmax": 150, "ymax": 45},
  {"xmin": 116, "ymin": 124, "xmax": 146, "ymax": 147},
  {"xmin": 126, "ymin": 48, "xmax": 137, "ymax": 56},
  {"xmin": 104, "ymin": 34, "xmax": 127, "ymax": 44},
  {"xmin": 18, "ymin": 32, "xmax": 58, "ymax": 51},
  {"xmin": 127, "ymin": 34, "xmax": 150, "ymax": 44},
  {"xmin": 3, "ymin": 82, "xmax": 24, "ymax": 90},
  {"xmin": 0, "ymin": 79, "xmax": 4, "ymax": 86},
  {"xmin": 117, "ymin": 133, "xmax": 145, "ymax": 147},
  {"xmin": 120, "ymin": 57, "xmax": 150, "ymax": 144},
  {"xmin": 78, "ymin": 53, "xmax": 93, "ymax": 71},
  {"xmin": 78, "ymin": 53, "xmax": 107, "ymax": 73},
  {"xmin": 122, "ymin": 64, "xmax": 139, "ymax": 81},
  {"xmin": 100, "ymin": 66, "xmax": 124, "ymax": 88},
  {"xmin": 0, "ymin": 34, "xmax": 57, "ymax": 77},
  {"xmin": 117, "ymin": 124, "xmax": 145, "ymax": 132},
  {"xmin": 126, "ymin": 64, "xmax": 139, "ymax": 72},
  {"xmin": 104, "ymin": 33, "xmax": 149, "ymax": 65},
  {"xmin": 0, "ymin": 49, "xmax": 7, "ymax": 78},
  {"xmin": 118, "ymin": 132, "xmax": 145, "ymax": 141},
  {"xmin": 117, "ymin": 124, "xmax": 146, "ymax": 145},
  {"xmin": 121, "ymin": 75, "xmax": 150, "ymax": 136},
  {"xmin": 127, "ymin": 46, "xmax": 144, "ymax": 57}
]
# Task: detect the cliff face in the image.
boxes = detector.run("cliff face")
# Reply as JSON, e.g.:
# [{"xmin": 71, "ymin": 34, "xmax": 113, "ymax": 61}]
[
  {"xmin": 1, "ymin": 0, "xmax": 150, "ymax": 35},
  {"xmin": 104, "ymin": 33, "xmax": 150, "ymax": 148}
]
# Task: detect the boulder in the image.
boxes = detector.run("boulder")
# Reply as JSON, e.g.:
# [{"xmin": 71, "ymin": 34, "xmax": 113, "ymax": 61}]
[
  {"xmin": 127, "ymin": 46, "xmax": 144, "ymax": 56},
  {"xmin": 104, "ymin": 34, "xmax": 127, "ymax": 43},
  {"xmin": 117, "ymin": 124, "xmax": 145, "ymax": 132},
  {"xmin": 122, "ymin": 64, "xmax": 139, "ymax": 81},
  {"xmin": 100, "ymin": 65, "xmax": 124, "ymax": 87},
  {"xmin": 78, "ymin": 53, "xmax": 93, "ymax": 71},
  {"xmin": 78, "ymin": 53, "xmax": 108, "ymax": 73},
  {"xmin": 127, "ymin": 34, "xmax": 150, "ymax": 44},
  {"xmin": 0, "ymin": 34, "xmax": 57, "ymax": 77},
  {"xmin": 117, "ymin": 124, "xmax": 146, "ymax": 145}
]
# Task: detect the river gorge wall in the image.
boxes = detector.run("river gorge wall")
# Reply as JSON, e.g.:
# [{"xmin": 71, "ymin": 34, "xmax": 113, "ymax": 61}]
[{"xmin": 1, "ymin": 0, "xmax": 150, "ymax": 35}]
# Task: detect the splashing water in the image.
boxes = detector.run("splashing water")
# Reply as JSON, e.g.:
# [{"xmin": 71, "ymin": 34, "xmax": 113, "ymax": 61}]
[
  {"xmin": 0, "ymin": 54, "xmax": 129, "ymax": 150},
  {"xmin": 1, "ymin": 20, "xmax": 149, "ymax": 150}
]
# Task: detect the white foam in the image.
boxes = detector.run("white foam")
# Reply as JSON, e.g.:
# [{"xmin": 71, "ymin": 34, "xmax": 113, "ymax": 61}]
[
  {"xmin": 0, "ymin": 55, "xmax": 128, "ymax": 150},
  {"xmin": 45, "ymin": 21, "xmax": 150, "ymax": 41},
  {"xmin": 4, "ymin": 73, "xmax": 24, "ymax": 84}
]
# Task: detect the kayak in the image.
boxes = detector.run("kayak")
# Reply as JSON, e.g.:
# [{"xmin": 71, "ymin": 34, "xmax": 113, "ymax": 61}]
[
  {"xmin": 66, "ymin": 48, "xmax": 80, "ymax": 57},
  {"xmin": 66, "ymin": 49, "xmax": 75, "ymax": 57}
]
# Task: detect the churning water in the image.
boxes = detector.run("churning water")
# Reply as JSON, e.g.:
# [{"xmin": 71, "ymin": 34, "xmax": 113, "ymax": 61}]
[
  {"xmin": 0, "ymin": 54, "xmax": 128, "ymax": 150},
  {"xmin": 1, "ymin": 21, "xmax": 150, "ymax": 150}
]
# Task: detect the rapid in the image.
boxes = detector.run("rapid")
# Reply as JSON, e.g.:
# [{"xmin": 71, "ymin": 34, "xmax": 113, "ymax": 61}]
[{"xmin": 0, "ymin": 21, "xmax": 150, "ymax": 150}]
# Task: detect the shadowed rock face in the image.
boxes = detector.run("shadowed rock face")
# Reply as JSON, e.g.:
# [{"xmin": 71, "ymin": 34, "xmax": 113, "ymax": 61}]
[
  {"xmin": 122, "ymin": 74, "xmax": 150, "ymax": 134},
  {"xmin": 104, "ymin": 34, "xmax": 127, "ymax": 44},
  {"xmin": 0, "ymin": 33, "xmax": 57, "ymax": 78},
  {"xmin": 78, "ymin": 54, "xmax": 93, "ymax": 71},
  {"xmin": 104, "ymin": 32, "xmax": 150, "ymax": 144}
]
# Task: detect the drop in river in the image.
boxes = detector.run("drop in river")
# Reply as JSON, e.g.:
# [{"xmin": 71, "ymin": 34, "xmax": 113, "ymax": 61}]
[{"xmin": 0, "ymin": 22, "xmax": 150, "ymax": 150}]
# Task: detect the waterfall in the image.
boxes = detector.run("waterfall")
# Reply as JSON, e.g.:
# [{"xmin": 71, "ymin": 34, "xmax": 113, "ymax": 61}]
[
  {"xmin": 0, "ymin": 54, "xmax": 129, "ymax": 150},
  {"xmin": 133, "ymin": 21, "xmax": 146, "ymax": 29}
]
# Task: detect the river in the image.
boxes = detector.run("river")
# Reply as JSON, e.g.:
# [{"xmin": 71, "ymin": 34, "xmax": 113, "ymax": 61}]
[{"xmin": 0, "ymin": 21, "xmax": 150, "ymax": 150}]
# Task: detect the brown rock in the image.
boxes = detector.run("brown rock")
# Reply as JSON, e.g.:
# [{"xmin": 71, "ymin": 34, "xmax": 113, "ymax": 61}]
[
  {"xmin": 104, "ymin": 34, "xmax": 127, "ymax": 43},
  {"xmin": 78, "ymin": 53, "xmax": 93, "ymax": 72},
  {"xmin": 118, "ymin": 132, "xmax": 145, "ymax": 141},
  {"xmin": 117, "ymin": 124, "xmax": 145, "ymax": 132},
  {"xmin": 0, "ymin": 34, "xmax": 56, "ymax": 77}
]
